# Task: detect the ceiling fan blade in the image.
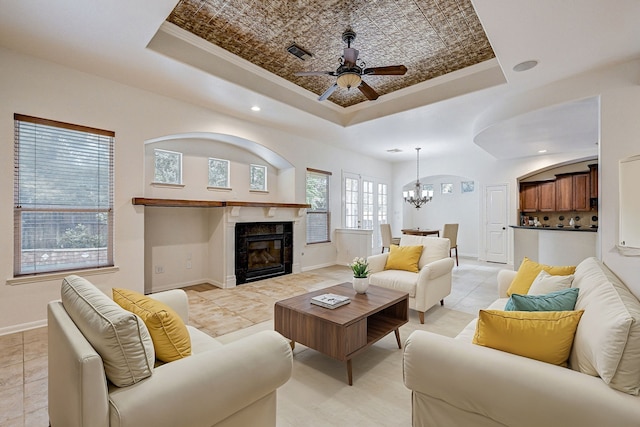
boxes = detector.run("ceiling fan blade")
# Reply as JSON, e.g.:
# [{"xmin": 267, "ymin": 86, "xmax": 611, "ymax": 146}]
[
  {"xmin": 358, "ymin": 81, "xmax": 379, "ymax": 101},
  {"xmin": 318, "ymin": 83, "xmax": 338, "ymax": 101},
  {"xmin": 363, "ymin": 65, "xmax": 408, "ymax": 76},
  {"xmin": 343, "ymin": 48, "xmax": 359, "ymax": 66},
  {"xmin": 295, "ymin": 71, "xmax": 336, "ymax": 76}
]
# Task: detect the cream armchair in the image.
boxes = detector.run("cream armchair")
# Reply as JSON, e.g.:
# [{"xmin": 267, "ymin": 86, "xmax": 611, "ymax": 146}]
[
  {"xmin": 48, "ymin": 278, "xmax": 293, "ymax": 427},
  {"xmin": 367, "ymin": 235, "xmax": 454, "ymax": 323}
]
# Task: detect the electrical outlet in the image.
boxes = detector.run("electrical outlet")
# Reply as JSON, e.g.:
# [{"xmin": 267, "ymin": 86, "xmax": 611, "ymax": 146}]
[
  {"xmin": 186, "ymin": 261, "xmax": 192, "ymax": 269},
  {"xmin": 154, "ymin": 265, "xmax": 164, "ymax": 274}
]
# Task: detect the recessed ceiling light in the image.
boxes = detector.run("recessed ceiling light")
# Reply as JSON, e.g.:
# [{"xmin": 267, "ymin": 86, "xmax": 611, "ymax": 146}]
[
  {"xmin": 513, "ymin": 60, "xmax": 538, "ymax": 72},
  {"xmin": 251, "ymin": 106, "xmax": 261, "ymax": 112},
  {"xmin": 538, "ymin": 149, "xmax": 547, "ymax": 153},
  {"xmin": 386, "ymin": 148, "xmax": 402, "ymax": 153}
]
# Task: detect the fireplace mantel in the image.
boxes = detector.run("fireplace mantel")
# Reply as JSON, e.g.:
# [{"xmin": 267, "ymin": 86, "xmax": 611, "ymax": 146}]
[{"xmin": 132, "ymin": 197, "xmax": 310, "ymax": 209}]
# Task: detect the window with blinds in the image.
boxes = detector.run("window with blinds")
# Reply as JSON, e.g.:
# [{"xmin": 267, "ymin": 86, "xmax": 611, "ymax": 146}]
[
  {"xmin": 306, "ymin": 168, "xmax": 331, "ymax": 244},
  {"xmin": 13, "ymin": 114, "xmax": 114, "ymax": 276}
]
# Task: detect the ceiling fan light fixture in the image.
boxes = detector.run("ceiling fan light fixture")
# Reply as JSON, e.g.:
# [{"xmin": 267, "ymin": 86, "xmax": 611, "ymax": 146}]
[{"xmin": 336, "ymin": 72, "xmax": 362, "ymax": 89}]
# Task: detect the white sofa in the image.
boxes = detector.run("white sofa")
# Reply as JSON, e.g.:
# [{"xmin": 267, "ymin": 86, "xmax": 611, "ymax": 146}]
[
  {"xmin": 48, "ymin": 276, "xmax": 293, "ymax": 427},
  {"xmin": 403, "ymin": 257, "xmax": 640, "ymax": 427},
  {"xmin": 368, "ymin": 235, "xmax": 454, "ymax": 323}
]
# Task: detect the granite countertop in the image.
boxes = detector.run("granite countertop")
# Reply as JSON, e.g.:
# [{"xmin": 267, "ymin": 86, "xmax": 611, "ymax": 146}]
[{"xmin": 510, "ymin": 225, "xmax": 598, "ymax": 232}]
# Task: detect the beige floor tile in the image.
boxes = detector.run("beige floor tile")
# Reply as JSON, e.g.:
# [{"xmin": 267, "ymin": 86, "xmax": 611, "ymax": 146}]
[
  {"xmin": 0, "ymin": 333, "xmax": 23, "ymax": 349},
  {"xmin": 23, "ymin": 327, "xmax": 47, "ymax": 345},
  {"xmin": 24, "ymin": 356, "xmax": 48, "ymax": 384},
  {"xmin": 0, "ymin": 384, "xmax": 23, "ymax": 423},
  {"xmin": 23, "ymin": 339, "xmax": 47, "ymax": 362},
  {"xmin": 25, "ymin": 406, "xmax": 49, "ymax": 427},
  {"xmin": 0, "ymin": 362, "xmax": 23, "ymax": 389},
  {"xmin": 0, "ymin": 344, "xmax": 23, "ymax": 369},
  {"xmin": 23, "ymin": 377, "xmax": 47, "ymax": 414}
]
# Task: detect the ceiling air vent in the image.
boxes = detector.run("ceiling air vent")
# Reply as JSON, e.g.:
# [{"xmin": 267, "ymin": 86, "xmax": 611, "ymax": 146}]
[
  {"xmin": 386, "ymin": 148, "xmax": 402, "ymax": 153},
  {"xmin": 287, "ymin": 44, "xmax": 313, "ymax": 60}
]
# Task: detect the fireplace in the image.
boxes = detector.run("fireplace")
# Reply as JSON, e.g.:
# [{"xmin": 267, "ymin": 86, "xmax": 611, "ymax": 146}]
[{"xmin": 235, "ymin": 222, "xmax": 293, "ymax": 284}]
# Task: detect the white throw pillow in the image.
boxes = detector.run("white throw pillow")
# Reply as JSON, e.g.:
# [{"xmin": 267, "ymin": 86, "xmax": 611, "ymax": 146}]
[
  {"xmin": 569, "ymin": 258, "xmax": 640, "ymax": 395},
  {"xmin": 399, "ymin": 235, "xmax": 449, "ymax": 268},
  {"xmin": 527, "ymin": 270, "xmax": 574, "ymax": 295},
  {"xmin": 61, "ymin": 275, "xmax": 155, "ymax": 387}
]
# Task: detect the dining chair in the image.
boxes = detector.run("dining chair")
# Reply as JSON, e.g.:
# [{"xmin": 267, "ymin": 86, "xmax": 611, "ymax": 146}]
[
  {"xmin": 380, "ymin": 224, "xmax": 401, "ymax": 253},
  {"xmin": 442, "ymin": 223, "xmax": 459, "ymax": 266}
]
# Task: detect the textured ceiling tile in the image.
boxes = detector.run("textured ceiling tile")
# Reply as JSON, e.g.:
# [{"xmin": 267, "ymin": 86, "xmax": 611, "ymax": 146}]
[{"xmin": 166, "ymin": 0, "xmax": 495, "ymax": 107}]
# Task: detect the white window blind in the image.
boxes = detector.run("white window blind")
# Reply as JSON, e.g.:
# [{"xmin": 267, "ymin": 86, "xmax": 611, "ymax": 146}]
[
  {"xmin": 14, "ymin": 114, "xmax": 114, "ymax": 276},
  {"xmin": 306, "ymin": 168, "xmax": 331, "ymax": 244}
]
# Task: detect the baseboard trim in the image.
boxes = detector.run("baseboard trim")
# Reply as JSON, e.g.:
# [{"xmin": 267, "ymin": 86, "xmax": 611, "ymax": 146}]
[
  {"xmin": 301, "ymin": 262, "xmax": 336, "ymax": 272},
  {"xmin": 0, "ymin": 319, "xmax": 47, "ymax": 337}
]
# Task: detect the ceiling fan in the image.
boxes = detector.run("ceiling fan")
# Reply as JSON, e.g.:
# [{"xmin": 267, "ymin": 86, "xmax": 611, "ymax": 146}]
[{"xmin": 295, "ymin": 29, "xmax": 408, "ymax": 102}]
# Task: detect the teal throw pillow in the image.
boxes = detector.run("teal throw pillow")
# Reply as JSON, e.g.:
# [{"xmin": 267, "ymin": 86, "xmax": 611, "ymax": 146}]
[{"xmin": 505, "ymin": 287, "xmax": 579, "ymax": 312}]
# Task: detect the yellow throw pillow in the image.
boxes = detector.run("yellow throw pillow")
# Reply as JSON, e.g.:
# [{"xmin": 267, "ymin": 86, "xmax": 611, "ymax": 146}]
[
  {"xmin": 113, "ymin": 288, "xmax": 192, "ymax": 363},
  {"xmin": 507, "ymin": 257, "xmax": 576, "ymax": 296},
  {"xmin": 384, "ymin": 245, "xmax": 423, "ymax": 273},
  {"xmin": 473, "ymin": 309, "xmax": 584, "ymax": 366}
]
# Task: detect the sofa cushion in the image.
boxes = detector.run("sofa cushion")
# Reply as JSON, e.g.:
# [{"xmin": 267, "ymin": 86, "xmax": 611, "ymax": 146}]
[
  {"xmin": 507, "ymin": 257, "xmax": 576, "ymax": 296},
  {"xmin": 473, "ymin": 309, "xmax": 583, "ymax": 366},
  {"xmin": 399, "ymin": 235, "xmax": 450, "ymax": 269},
  {"xmin": 369, "ymin": 269, "xmax": 417, "ymax": 297},
  {"xmin": 505, "ymin": 288, "xmax": 579, "ymax": 312},
  {"xmin": 527, "ymin": 270, "xmax": 574, "ymax": 295},
  {"xmin": 113, "ymin": 288, "xmax": 192, "ymax": 363},
  {"xmin": 61, "ymin": 275, "xmax": 155, "ymax": 387},
  {"xmin": 570, "ymin": 257, "xmax": 640, "ymax": 395},
  {"xmin": 384, "ymin": 245, "xmax": 422, "ymax": 273}
]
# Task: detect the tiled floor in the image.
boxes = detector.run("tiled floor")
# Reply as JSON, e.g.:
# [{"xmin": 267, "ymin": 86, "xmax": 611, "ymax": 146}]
[{"xmin": 0, "ymin": 258, "xmax": 509, "ymax": 426}]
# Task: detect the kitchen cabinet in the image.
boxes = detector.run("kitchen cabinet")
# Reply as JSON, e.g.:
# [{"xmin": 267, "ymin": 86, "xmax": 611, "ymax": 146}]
[
  {"xmin": 520, "ymin": 182, "xmax": 538, "ymax": 212},
  {"xmin": 555, "ymin": 172, "xmax": 590, "ymax": 212},
  {"xmin": 555, "ymin": 174, "xmax": 573, "ymax": 211},
  {"xmin": 589, "ymin": 164, "xmax": 598, "ymax": 199},
  {"xmin": 538, "ymin": 181, "xmax": 556, "ymax": 211},
  {"xmin": 573, "ymin": 172, "xmax": 590, "ymax": 211}
]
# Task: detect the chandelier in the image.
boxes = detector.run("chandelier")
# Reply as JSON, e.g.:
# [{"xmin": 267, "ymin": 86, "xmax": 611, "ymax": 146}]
[{"xmin": 403, "ymin": 147, "xmax": 432, "ymax": 209}]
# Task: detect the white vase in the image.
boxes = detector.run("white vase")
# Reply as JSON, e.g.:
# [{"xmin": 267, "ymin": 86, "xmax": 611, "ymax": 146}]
[{"xmin": 353, "ymin": 277, "xmax": 369, "ymax": 294}]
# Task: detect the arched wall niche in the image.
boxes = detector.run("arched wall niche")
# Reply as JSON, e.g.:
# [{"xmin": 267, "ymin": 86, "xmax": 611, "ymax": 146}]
[{"xmin": 143, "ymin": 132, "xmax": 295, "ymax": 202}]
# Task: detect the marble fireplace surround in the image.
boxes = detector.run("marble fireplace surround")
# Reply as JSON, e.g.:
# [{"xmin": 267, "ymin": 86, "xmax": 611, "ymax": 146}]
[{"xmin": 133, "ymin": 198, "xmax": 309, "ymax": 288}]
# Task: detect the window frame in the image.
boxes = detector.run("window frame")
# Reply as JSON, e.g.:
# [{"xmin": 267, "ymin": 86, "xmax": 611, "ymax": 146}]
[
  {"xmin": 208, "ymin": 157, "xmax": 231, "ymax": 189},
  {"xmin": 249, "ymin": 163, "xmax": 268, "ymax": 192},
  {"xmin": 306, "ymin": 168, "xmax": 332, "ymax": 244},
  {"xmin": 153, "ymin": 148, "xmax": 183, "ymax": 185},
  {"xmin": 13, "ymin": 114, "xmax": 115, "ymax": 277}
]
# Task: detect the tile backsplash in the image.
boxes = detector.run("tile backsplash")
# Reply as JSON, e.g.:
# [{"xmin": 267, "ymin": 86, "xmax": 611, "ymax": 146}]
[{"xmin": 520, "ymin": 211, "xmax": 599, "ymax": 228}]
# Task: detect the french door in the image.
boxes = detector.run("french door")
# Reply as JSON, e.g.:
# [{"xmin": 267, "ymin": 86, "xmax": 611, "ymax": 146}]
[{"xmin": 343, "ymin": 172, "xmax": 389, "ymax": 250}]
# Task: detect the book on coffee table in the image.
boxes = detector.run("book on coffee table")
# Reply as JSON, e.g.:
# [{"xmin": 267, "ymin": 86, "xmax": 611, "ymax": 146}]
[{"xmin": 310, "ymin": 293, "xmax": 351, "ymax": 309}]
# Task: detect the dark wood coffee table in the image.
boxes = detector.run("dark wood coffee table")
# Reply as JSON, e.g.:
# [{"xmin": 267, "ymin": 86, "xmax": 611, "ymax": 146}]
[{"xmin": 274, "ymin": 282, "xmax": 409, "ymax": 385}]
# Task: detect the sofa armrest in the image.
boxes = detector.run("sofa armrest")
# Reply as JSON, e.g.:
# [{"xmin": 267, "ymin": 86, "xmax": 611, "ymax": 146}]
[
  {"xmin": 404, "ymin": 331, "xmax": 640, "ymax": 427},
  {"xmin": 497, "ymin": 269, "xmax": 517, "ymax": 297},
  {"xmin": 108, "ymin": 330, "xmax": 293, "ymax": 427},
  {"xmin": 417, "ymin": 257, "xmax": 454, "ymax": 281},
  {"xmin": 367, "ymin": 253, "xmax": 389, "ymax": 274},
  {"xmin": 148, "ymin": 289, "xmax": 189, "ymax": 324}
]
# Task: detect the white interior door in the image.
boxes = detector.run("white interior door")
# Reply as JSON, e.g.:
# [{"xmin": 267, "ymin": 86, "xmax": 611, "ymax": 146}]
[{"xmin": 485, "ymin": 184, "xmax": 508, "ymax": 263}]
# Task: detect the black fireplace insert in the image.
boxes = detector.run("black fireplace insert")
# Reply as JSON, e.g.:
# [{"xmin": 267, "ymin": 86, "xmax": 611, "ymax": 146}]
[{"xmin": 235, "ymin": 222, "xmax": 293, "ymax": 284}]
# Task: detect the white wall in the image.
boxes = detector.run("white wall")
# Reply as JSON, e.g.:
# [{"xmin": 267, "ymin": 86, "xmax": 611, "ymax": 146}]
[
  {"xmin": 0, "ymin": 47, "xmax": 392, "ymax": 333},
  {"xmin": 402, "ymin": 174, "xmax": 480, "ymax": 258}
]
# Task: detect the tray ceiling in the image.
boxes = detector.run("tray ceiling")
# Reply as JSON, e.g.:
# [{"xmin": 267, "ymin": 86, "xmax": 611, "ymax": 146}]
[{"xmin": 167, "ymin": 0, "xmax": 496, "ymax": 108}]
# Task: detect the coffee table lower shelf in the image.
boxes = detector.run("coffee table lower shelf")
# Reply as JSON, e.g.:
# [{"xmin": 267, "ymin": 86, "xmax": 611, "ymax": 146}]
[{"xmin": 274, "ymin": 283, "xmax": 409, "ymax": 385}]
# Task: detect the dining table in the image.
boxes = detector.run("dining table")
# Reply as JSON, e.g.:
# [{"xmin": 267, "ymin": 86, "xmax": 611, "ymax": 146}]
[{"xmin": 401, "ymin": 228, "xmax": 440, "ymax": 237}]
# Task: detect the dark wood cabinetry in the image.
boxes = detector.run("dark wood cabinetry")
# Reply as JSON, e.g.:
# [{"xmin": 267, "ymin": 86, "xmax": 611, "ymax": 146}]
[
  {"xmin": 538, "ymin": 181, "xmax": 556, "ymax": 211},
  {"xmin": 555, "ymin": 172, "xmax": 590, "ymax": 212},
  {"xmin": 572, "ymin": 173, "xmax": 590, "ymax": 211},
  {"xmin": 520, "ymin": 182, "xmax": 539, "ymax": 212},
  {"xmin": 589, "ymin": 164, "xmax": 598, "ymax": 198},
  {"xmin": 520, "ymin": 167, "xmax": 596, "ymax": 214}
]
